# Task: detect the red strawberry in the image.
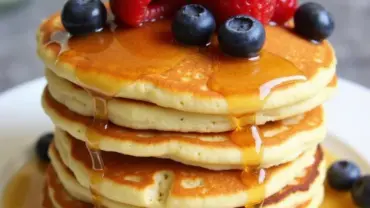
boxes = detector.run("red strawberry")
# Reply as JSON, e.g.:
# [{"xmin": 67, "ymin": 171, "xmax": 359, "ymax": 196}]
[
  {"xmin": 194, "ymin": 0, "xmax": 277, "ymax": 24},
  {"xmin": 110, "ymin": 0, "xmax": 188, "ymax": 27},
  {"xmin": 272, "ymin": 0, "xmax": 298, "ymax": 24}
]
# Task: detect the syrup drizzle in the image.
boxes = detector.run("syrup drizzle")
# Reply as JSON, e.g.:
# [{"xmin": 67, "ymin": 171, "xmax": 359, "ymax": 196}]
[
  {"xmin": 208, "ymin": 52, "xmax": 307, "ymax": 207},
  {"xmin": 259, "ymin": 75, "xmax": 307, "ymax": 100},
  {"xmin": 48, "ymin": 31, "xmax": 108, "ymax": 208},
  {"xmin": 47, "ymin": 31, "xmax": 71, "ymax": 57},
  {"xmin": 83, "ymin": 92, "xmax": 109, "ymax": 208},
  {"xmin": 44, "ymin": 19, "xmax": 310, "ymax": 208},
  {"xmin": 1, "ymin": 151, "xmax": 358, "ymax": 208}
]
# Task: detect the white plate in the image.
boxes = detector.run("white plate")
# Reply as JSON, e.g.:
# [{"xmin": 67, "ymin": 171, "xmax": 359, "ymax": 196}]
[{"xmin": 0, "ymin": 78, "xmax": 369, "ymax": 194}]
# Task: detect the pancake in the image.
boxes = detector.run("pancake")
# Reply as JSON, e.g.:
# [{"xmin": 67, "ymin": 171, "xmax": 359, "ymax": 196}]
[
  {"xmin": 37, "ymin": 14, "xmax": 336, "ymax": 115},
  {"xmin": 47, "ymin": 150, "xmax": 325, "ymax": 208},
  {"xmin": 43, "ymin": 89, "xmax": 326, "ymax": 170},
  {"xmin": 46, "ymin": 69, "xmax": 336, "ymax": 132},
  {"xmin": 45, "ymin": 171, "xmax": 324, "ymax": 208},
  {"xmin": 49, "ymin": 132, "xmax": 322, "ymax": 208},
  {"xmin": 42, "ymin": 183, "xmax": 53, "ymax": 208},
  {"xmin": 44, "ymin": 150, "xmax": 325, "ymax": 208},
  {"xmin": 48, "ymin": 142, "xmax": 324, "ymax": 208}
]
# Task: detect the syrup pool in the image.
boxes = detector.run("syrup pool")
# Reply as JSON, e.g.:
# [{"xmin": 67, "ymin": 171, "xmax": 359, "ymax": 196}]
[{"xmin": 1, "ymin": 159, "xmax": 47, "ymax": 208}]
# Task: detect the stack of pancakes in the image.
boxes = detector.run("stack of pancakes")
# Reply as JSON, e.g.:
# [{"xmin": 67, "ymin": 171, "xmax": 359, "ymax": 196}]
[{"xmin": 38, "ymin": 13, "xmax": 337, "ymax": 208}]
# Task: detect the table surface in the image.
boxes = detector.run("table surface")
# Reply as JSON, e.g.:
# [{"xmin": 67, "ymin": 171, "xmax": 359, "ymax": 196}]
[{"xmin": 0, "ymin": 0, "xmax": 369, "ymax": 93}]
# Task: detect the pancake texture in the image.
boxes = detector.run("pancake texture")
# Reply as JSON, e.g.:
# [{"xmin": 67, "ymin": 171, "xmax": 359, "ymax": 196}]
[
  {"xmin": 37, "ymin": 7, "xmax": 337, "ymax": 208},
  {"xmin": 37, "ymin": 15, "xmax": 336, "ymax": 115},
  {"xmin": 47, "ymin": 143, "xmax": 324, "ymax": 208},
  {"xmin": 43, "ymin": 89, "xmax": 326, "ymax": 170},
  {"xmin": 49, "ymin": 133, "xmax": 322, "ymax": 208},
  {"xmin": 46, "ymin": 69, "xmax": 336, "ymax": 131}
]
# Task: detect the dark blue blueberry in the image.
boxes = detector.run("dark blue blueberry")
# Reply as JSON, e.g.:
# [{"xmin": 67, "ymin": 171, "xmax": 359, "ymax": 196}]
[
  {"xmin": 218, "ymin": 15, "xmax": 265, "ymax": 58},
  {"xmin": 35, "ymin": 132, "xmax": 54, "ymax": 162},
  {"xmin": 294, "ymin": 2, "xmax": 335, "ymax": 42},
  {"xmin": 62, "ymin": 0, "xmax": 107, "ymax": 36},
  {"xmin": 351, "ymin": 175, "xmax": 370, "ymax": 208},
  {"xmin": 327, "ymin": 160, "xmax": 361, "ymax": 191},
  {"xmin": 172, "ymin": 4, "xmax": 216, "ymax": 46}
]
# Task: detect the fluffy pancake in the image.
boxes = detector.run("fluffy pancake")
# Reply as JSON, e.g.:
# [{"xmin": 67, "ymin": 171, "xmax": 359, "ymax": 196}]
[
  {"xmin": 37, "ymin": 14, "xmax": 336, "ymax": 115},
  {"xmin": 48, "ymin": 142, "xmax": 324, "ymax": 208},
  {"xmin": 46, "ymin": 69, "xmax": 336, "ymax": 132},
  {"xmin": 43, "ymin": 89, "xmax": 326, "ymax": 170},
  {"xmin": 44, "ymin": 152, "xmax": 325, "ymax": 208},
  {"xmin": 49, "ymin": 132, "xmax": 322, "ymax": 208},
  {"xmin": 45, "ymin": 173, "xmax": 324, "ymax": 208},
  {"xmin": 42, "ymin": 184, "xmax": 53, "ymax": 208}
]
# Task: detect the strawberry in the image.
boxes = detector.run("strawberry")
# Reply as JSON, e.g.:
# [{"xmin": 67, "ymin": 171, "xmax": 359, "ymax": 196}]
[
  {"xmin": 110, "ymin": 0, "xmax": 188, "ymax": 27},
  {"xmin": 272, "ymin": 0, "xmax": 298, "ymax": 24},
  {"xmin": 193, "ymin": 0, "xmax": 277, "ymax": 24}
]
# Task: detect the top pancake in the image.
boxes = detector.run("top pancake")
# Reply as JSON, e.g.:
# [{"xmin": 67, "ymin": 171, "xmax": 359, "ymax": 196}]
[{"xmin": 37, "ymin": 14, "xmax": 336, "ymax": 114}]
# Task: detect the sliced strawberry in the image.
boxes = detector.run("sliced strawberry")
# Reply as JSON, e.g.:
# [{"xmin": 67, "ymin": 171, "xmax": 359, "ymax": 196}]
[
  {"xmin": 272, "ymin": 0, "xmax": 298, "ymax": 24},
  {"xmin": 194, "ymin": 0, "xmax": 277, "ymax": 24},
  {"xmin": 110, "ymin": 0, "xmax": 188, "ymax": 27}
]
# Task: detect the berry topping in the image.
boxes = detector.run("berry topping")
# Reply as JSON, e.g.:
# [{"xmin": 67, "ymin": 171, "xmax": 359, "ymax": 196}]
[
  {"xmin": 351, "ymin": 176, "xmax": 370, "ymax": 207},
  {"xmin": 35, "ymin": 132, "xmax": 54, "ymax": 162},
  {"xmin": 194, "ymin": 0, "xmax": 276, "ymax": 24},
  {"xmin": 110, "ymin": 0, "xmax": 187, "ymax": 27},
  {"xmin": 172, "ymin": 4, "xmax": 216, "ymax": 46},
  {"xmin": 218, "ymin": 15, "xmax": 266, "ymax": 58},
  {"xmin": 62, "ymin": 0, "xmax": 107, "ymax": 36},
  {"xmin": 272, "ymin": 0, "xmax": 298, "ymax": 24},
  {"xmin": 327, "ymin": 160, "xmax": 361, "ymax": 191},
  {"xmin": 294, "ymin": 2, "xmax": 335, "ymax": 41}
]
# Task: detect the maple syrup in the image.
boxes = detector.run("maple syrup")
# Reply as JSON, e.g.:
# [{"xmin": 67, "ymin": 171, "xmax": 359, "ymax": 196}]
[
  {"xmin": 39, "ymin": 16, "xmax": 335, "ymax": 208},
  {"xmin": 320, "ymin": 151, "xmax": 356, "ymax": 208},
  {"xmin": 1, "ymin": 159, "xmax": 47, "ymax": 208},
  {"xmin": 40, "ymin": 18, "xmax": 333, "ymax": 112},
  {"xmin": 46, "ymin": 30, "xmax": 111, "ymax": 207},
  {"xmin": 208, "ymin": 51, "xmax": 307, "ymax": 114},
  {"xmin": 0, "ymin": 151, "xmax": 357, "ymax": 208},
  {"xmin": 77, "ymin": 87, "xmax": 111, "ymax": 208},
  {"xmin": 45, "ymin": 25, "xmax": 308, "ymax": 208},
  {"xmin": 207, "ymin": 51, "xmax": 307, "ymax": 207}
]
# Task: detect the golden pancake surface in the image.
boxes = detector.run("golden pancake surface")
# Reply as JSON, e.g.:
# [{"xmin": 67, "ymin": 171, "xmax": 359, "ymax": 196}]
[
  {"xmin": 48, "ymin": 134, "xmax": 324, "ymax": 208},
  {"xmin": 37, "ymin": 14, "xmax": 336, "ymax": 115},
  {"xmin": 36, "ymin": 6, "xmax": 337, "ymax": 208}
]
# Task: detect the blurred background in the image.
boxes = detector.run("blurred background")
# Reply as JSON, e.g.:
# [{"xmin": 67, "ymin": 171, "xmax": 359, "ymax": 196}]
[{"xmin": 0, "ymin": 0, "xmax": 369, "ymax": 92}]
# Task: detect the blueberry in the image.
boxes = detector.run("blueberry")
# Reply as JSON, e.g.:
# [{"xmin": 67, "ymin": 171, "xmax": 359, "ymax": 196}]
[
  {"xmin": 327, "ymin": 160, "xmax": 361, "ymax": 191},
  {"xmin": 351, "ymin": 176, "xmax": 370, "ymax": 208},
  {"xmin": 61, "ymin": 0, "xmax": 107, "ymax": 36},
  {"xmin": 172, "ymin": 4, "xmax": 216, "ymax": 46},
  {"xmin": 35, "ymin": 132, "xmax": 54, "ymax": 162},
  {"xmin": 294, "ymin": 2, "xmax": 335, "ymax": 42},
  {"xmin": 218, "ymin": 15, "xmax": 266, "ymax": 58}
]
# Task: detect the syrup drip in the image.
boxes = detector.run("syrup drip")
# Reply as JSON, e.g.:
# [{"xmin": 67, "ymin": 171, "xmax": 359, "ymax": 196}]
[
  {"xmin": 234, "ymin": 124, "xmax": 266, "ymax": 208},
  {"xmin": 259, "ymin": 75, "xmax": 306, "ymax": 100},
  {"xmin": 1, "ymin": 159, "xmax": 47, "ymax": 208},
  {"xmin": 47, "ymin": 31, "xmax": 71, "ymax": 58},
  {"xmin": 208, "ymin": 52, "xmax": 307, "ymax": 207},
  {"xmin": 48, "ymin": 31, "xmax": 109, "ymax": 208},
  {"xmin": 81, "ymin": 88, "xmax": 110, "ymax": 208},
  {"xmin": 43, "ymin": 19, "xmax": 314, "ymax": 208}
]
